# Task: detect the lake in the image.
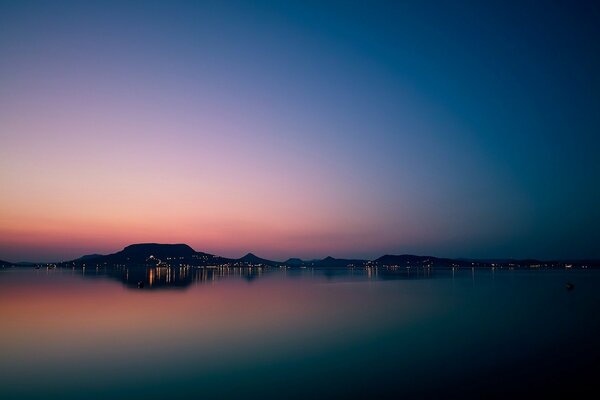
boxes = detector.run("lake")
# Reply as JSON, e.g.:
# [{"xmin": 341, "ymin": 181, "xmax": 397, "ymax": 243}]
[{"xmin": 1, "ymin": 266, "xmax": 598, "ymax": 399}]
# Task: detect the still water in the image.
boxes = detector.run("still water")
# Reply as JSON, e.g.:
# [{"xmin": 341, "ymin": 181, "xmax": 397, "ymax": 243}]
[{"xmin": 1, "ymin": 266, "xmax": 599, "ymax": 399}]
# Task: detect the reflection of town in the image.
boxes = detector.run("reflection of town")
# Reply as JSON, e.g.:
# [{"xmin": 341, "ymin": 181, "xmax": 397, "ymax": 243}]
[
  {"xmin": 62, "ymin": 261, "xmax": 445, "ymax": 290},
  {"xmin": 68, "ymin": 252, "xmax": 429, "ymax": 289},
  {"xmin": 81, "ymin": 265, "xmax": 268, "ymax": 290},
  {"xmin": 21, "ymin": 258, "xmax": 596, "ymax": 290}
]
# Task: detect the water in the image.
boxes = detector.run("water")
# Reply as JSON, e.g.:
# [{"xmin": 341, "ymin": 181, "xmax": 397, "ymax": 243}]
[{"xmin": 1, "ymin": 266, "xmax": 598, "ymax": 399}]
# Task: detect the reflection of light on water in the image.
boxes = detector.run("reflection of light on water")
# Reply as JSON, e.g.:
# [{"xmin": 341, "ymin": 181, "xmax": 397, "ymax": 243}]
[
  {"xmin": 366, "ymin": 266, "xmax": 379, "ymax": 279},
  {"xmin": 1, "ymin": 267, "xmax": 599, "ymax": 399},
  {"xmin": 64, "ymin": 263, "xmax": 446, "ymax": 291}
]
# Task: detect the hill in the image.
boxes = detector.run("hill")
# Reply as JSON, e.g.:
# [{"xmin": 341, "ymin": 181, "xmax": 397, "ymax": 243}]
[
  {"xmin": 313, "ymin": 256, "xmax": 367, "ymax": 268},
  {"xmin": 75, "ymin": 254, "xmax": 104, "ymax": 261},
  {"xmin": 35, "ymin": 243, "xmax": 599, "ymax": 270},
  {"xmin": 374, "ymin": 254, "xmax": 464, "ymax": 268},
  {"xmin": 62, "ymin": 243, "xmax": 232, "ymax": 267},
  {"xmin": 236, "ymin": 253, "xmax": 280, "ymax": 267}
]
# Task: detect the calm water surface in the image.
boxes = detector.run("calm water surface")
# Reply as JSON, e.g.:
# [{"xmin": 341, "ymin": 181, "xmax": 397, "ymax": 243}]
[{"xmin": 1, "ymin": 267, "xmax": 599, "ymax": 399}]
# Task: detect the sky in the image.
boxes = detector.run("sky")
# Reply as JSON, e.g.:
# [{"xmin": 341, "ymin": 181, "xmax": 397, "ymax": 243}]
[{"xmin": 1, "ymin": 0, "xmax": 599, "ymax": 262}]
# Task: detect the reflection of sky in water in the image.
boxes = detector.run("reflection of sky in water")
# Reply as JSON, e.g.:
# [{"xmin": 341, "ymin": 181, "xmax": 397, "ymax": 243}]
[{"xmin": 1, "ymin": 268, "xmax": 599, "ymax": 399}]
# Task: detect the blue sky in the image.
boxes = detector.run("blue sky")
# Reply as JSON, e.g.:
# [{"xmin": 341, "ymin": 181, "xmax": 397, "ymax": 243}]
[{"xmin": 1, "ymin": 1, "xmax": 599, "ymax": 261}]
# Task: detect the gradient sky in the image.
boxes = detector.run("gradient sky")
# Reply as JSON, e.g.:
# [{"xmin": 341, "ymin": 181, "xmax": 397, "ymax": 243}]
[{"xmin": 1, "ymin": 0, "xmax": 599, "ymax": 262}]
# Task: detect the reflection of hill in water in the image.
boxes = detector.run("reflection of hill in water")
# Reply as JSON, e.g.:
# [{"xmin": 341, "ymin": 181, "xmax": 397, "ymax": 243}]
[
  {"xmin": 85, "ymin": 265, "xmax": 267, "ymax": 290},
  {"xmin": 67, "ymin": 265, "xmax": 437, "ymax": 290}
]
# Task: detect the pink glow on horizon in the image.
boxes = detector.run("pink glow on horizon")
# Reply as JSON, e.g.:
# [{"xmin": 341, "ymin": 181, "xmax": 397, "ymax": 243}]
[
  {"xmin": 0, "ymin": 11, "xmax": 484, "ymax": 263},
  {"xmin": 0, "ymin": 89, "xmax": 425, "ymax": 261}
]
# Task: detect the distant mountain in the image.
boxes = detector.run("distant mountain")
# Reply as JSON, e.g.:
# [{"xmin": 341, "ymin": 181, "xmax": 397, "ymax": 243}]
[
  {"xmin": 236, "ymin": 253, "xmax": 280, "ymax": 266},
  {"xmin": 0, "ymin": 259, "xmax": 13, "ymax": 267},
  {"xmin": 21, "ymin": 242, "xmax": 595, "ymax": 270},
  {"xmin": 374, "ymin": 254, "xmax": 463, "ymax": 268},
  {"xmin": 62, "ymin": 243, "xmax": 232, "ymax": 267},
  {"xmin": 76, "ymin": 254, "xmax": 104, "ymax": 261},
  {"xmin": 312, "ymin": 256, "xmax": 367, "ymax": 268},
  {"xmin": 120, "ymin": 243, "xmax": 196, "ymax": 260}
]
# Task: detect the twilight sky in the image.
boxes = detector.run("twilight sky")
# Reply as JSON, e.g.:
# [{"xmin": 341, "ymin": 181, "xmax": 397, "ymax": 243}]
[{"xmin": 1, "ymin": 0, "xmax": 599, "ymax": 262}]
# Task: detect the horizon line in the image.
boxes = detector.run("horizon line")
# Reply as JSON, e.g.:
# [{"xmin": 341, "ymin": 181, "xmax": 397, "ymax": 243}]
[{"xmin": 2, "ymin": 242, "xmax": 599, "ymax": 264}]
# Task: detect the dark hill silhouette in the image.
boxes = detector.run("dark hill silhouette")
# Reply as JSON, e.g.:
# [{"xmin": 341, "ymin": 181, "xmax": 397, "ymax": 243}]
[
  {"xmin": 237, "ymin": 253, "xmax": 279, "ymax": 266},
  {"xmin": 314, "ymin": 256, "xmax": 367, "ymax": 268},
  {"xmin": 374, "ymin": 254, "xmax": 459, "ymax": 267},
  {"xmin": 7, "ymin": 243, "xmax": 595, "ymax": 269},
  {"xmin": 63, "ymin": 243, "xmax": 232, "ymax": 267},
  {"xmin": 121, "ymin": 243, "xmax": 196, "ymax": 260},
  {"xmin": 76, "ymin": 254, "xmax": 104, "ymax": 261}
]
